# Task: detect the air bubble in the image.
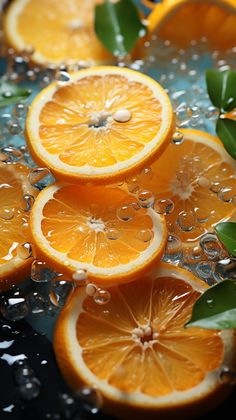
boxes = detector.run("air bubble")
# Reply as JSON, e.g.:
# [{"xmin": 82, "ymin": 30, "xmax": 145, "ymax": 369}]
[
  {"xmin": 76, "ymin": 386, "xmax": 103, "ymax": 414},
  {"xmin": 17, "ymin": 242, "xmax": 33, "ymax": 260},
  {"xmin": 177, "ymin": 210, "xmax": 195, "ymax": 232},
  {"xmin": 154, "ymin": 198, "xmax": 174, "ymax": 215},
  {"xmin": 171, "ymin": 131, "xmax": 184, "ymax": 145},
  {"xmin": 93, "ymin": 289, "xmax": 111, "ymax": 305},
  {"xmin": 138, "ymin": 229, "xmax": 153, "ymax": 242},
  {"xmin": 20, "ymin": 194, "xmax": 35, "ymax": 212},
  {"xmin": 137, "ymin": 190, "xmax": 155, "ymax": 208},
  {"xmin": 117, "ymin": 205, "xmax": 135, "ymax": 221}
]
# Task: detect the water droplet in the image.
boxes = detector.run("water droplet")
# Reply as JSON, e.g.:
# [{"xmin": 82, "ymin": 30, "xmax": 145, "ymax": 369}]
[
  {"xmin": 163, "ymin": 235, "xmax": 183, "ymax": 263},
  {"xmin": 105, "ymin": 227, "xmax": 120, "ymax": 240},
  {"xmin": 194, "ymin": 207, "xmax": 209, "ymax": 223},
  {"xmin": 137, "ymin": 190, "xmax": 155, "ymax": 208},
  {"xmin": 113, "ymin": 109, "xmax": 132, "ymax": 123},
  {"xmin": 56, "ymin": 71, "xmax": 71, "ymax": 85},
  {"xmin": 59, "ymin": 392, "xmax": 76, "ymax": 419},
  {"xmin": 1, "ymin": 292, "xmax": 29, "ymax": 321},
  {"xmin": 76, "ymin": 386, "xmax": 103, "ymax": 414},
  {"xmin": 28, "ymin": 292, "xmax": 47, "ymax": 315},
  {"xmin": 206, "ymin": 298, "xmax": 214, "ymax": 308},
  {"xmin": 210, "ymin": 181, "xmax": 222, "ymax": 194},
  {"xmin": 8, "ymin": 121, "xmax": 23, "ymax": 136},
  {"xmin": 218, "ymin": 187, "xmax": 235, "ymax": 203},
  {"xmin": 175, "ymin": 104, "xmax": 191, "ymax": 127},
  {"xmin": 139, "ymin": 167, "xmax": 153, "ymax": 181},
  {"xmin": 154, "ymin": 198, "xmax": 174, "ymax": 215},
  {"xmin": 200, "ymin": 233, "xmax": 222, "ymax": 260},
  {"xmin": 86, "ymin": 283, "xmax": 97, "ymax": 297},
  {"xmin": 31, "ymin": 260, "xmax": 56, "ymax": 282},
  {"xmin": 20, "ymin": 194, "xmax": 35, "ymax": 212},
  {"xmin": 198, "ymin": 176, "xmax": 210, "ymax": 188},
  {"xmin": 17, "ymin": 242, "xmax": 33, "ymax": 260},
  {"xmin": 171, "ymin": 131, "xmax": 184, "ymax": 145},
  {"xmin": 220, "ymin": 367, "xmax": 236, "ymax": 385},
  {"xmin": 138, "ymin": 229, "xmax": 153, "ymax": 242},
  {"xmin": 177, "ymin": 210, "xmax": 195, "ymax": 232},
  {"xmin": 0, "ymin": 206, "xmax": 14, "ymax": 220},
  {"xmin": 195, "ymin": 261, "xmax": 214, "ymax": 284},
  {"xmin": 72, "ymin": 269, "xmax": 87, "ymax": 286},
  {"xmin": 50, "ymin": 280, "xmax": 74, "ymax": 307},
  {"xmin": 18, "ymin": 377, "xmax": 41, "ymax": 400},
  {"xmin": 12, "ymin": 103, "xmax": 28, "ymax": 118},
  {"xmin": 28, "ymin": 167, "xmax": 51, "ymax": 185},
  {"xmin": 15, "ymin": 365, "xmax": 35, "ymax": 385},
  {"xmin": 93, "ymin": 289, "xmax": 111, "ymax": 305},
  {"xmin": 205, "ymin": 106, "xmax": 219, "ymax": 120},
  {"xmin": 213, "ymin": 259, "xmax": 236, "ymax": 282},
  {"xmin": 117, "ymin": 205, "xmax": 135, "ymax": 221}
]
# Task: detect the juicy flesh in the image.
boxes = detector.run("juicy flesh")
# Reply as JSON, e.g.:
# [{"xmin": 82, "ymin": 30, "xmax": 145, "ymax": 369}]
[
  {"xmin": 138, "ymin": 138, "xmax": 236, "ymax": 242},
  {"xmin": 158, "ymin": 2, "xmax": 236, "ymax": 49},
  {"xmin": 0, "ymin": 164, "xmax": 32, "ymax": 265},
  {"xmin": 41, "ymin": 185, "xmax": 154, "ymax": 268},
  {"xmin": 16, "ymin": 0, "xmax": 111, "ymax": 62},
  {"xmin": 39, "ymin": 74, "xmax": 162, "ymax": 168},
  {"xmin": 77, "ymin": 276, "xmax": 223, "ymax": 396}
]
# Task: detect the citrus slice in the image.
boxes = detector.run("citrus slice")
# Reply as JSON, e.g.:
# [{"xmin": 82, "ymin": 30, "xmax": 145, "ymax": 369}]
[
  {"xmin": 4, "ymin": 0, "xmax": 113, "ymax": 65},
  {"xmin": 134, "ymin": 129, "xmax": 236, "ymax": 244},
  {"xmin": 0, "ymin": 161, "xmax": 38, "ymax": 291},
  {"xmin": 147, "ymin": 0, "xmax": 236, "ymax": 50},
  {"xmin": 54, "ymin": 262, "xmax": 235, "ymax": 418},
  {"xmin": 30, "ymin": 183, "xmax": 167, "ymax": 286},
  {"xmin": 26, "ymin": 67, "xmax": 174, "ymax": 185}
]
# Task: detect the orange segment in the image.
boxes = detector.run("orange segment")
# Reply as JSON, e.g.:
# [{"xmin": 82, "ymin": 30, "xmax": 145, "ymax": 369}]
[
  {"xmin": 147, "ymin": 0, "xmax": 236, "ymax": 50},
  {"xmin": 0, "ymin": 162, "xmax": 38, "ymax": 291},
  {"xmin": 135, "ymin": 129, "xmax": 236, "ymax": 244},
  {"xmin": 4, "ymin": 0, "xmax": 113, "ymax": 65},
  {"xmin": 30, "ymin": 183, "xmax": 167, "ymax": 286},
  {"xmin": 26, "ymin": 67, "xmax": 174, "ymax": 184},
  {"xmin": 54, "ymin": 263, "xmax": 235, "ymax": 417}
]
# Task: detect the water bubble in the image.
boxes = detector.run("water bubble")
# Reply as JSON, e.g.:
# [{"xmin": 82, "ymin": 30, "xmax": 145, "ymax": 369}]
[
  {"xmin": 171, "ymin": 131, "xmax": 184, "ymax": 145},
  {"xmin": 72, "ymin": 269, "xmax": 87, "ymax": 285},
  {"xmin": 220, "ymin": 367, "xmax": 236, "ymax": 385},
  {"xmin": 76, "ymin": 386, "xmax": 103, "ymax": 414},
  {"xmin": 163, "ymin": 235, "xmax": 183, "ymax": 263},
  {"xmin": 205, "ymin": 106, "xmax": 219, "ymax": 120},
  {"xmin": 200, "ymin": 233, "xmax": 222, "ymax": 260},
  {"xmin": 138, "ymin": 229, "xmax": 153, "ymax": 242},
  {"xmin": 50, "ymin": 280, "xmax": 74, "ymax": 307},
  {"xmin": 177, "ymin": 210, "xmax": 195, "ymax": 232},
  {"xmin": 195, "ymin": 261, "xmax": 214, "ymax": 284},
  {"xmin": 17, "ymin": 242, "xmax": 33, "ymax": 260},
  {"xmin": 28, "ymin": 167, "xmax": 52, "ymax": 185},
  {"xmin": 20, "ymin": 194, "xmax": 35, "ymax": 212},
  {"xmin": 0, "ymin": 206, "xmax": 14, "ymax": 220},
  {"xmin": 93, "ymin": 289, "xmax": 111, "ymax": 305},
  {"xmin": 117, "ymin": 205, "xmax": 135, "ymax": 221},
  {"xmin": 105, "ymin": 227, "xmax": 120, "ymax": 240},
  {"xmin": 86, "ymin": 283, "xmax": 97, "ymax": 297},
  {"xmin": 31, "ymin": 260, "xmax": 56, "ymax": 282},
  {"xmin": 154, "ymin": 198, "xmax": 174, "ymax": 215},
  {"xmin": 1, "ymin": 292, "xmax": 29, "ymax": 321},
  {"xmin": 137, "ymin": 190, "xmax": 155, "ymax": 208},
  {"xmin": 206, "ymin": 298, "xmax": 214, "ymax": 308},
  {"xmin": 15, "ymin": 365, "xmax": 35, "ymax": 385},
  {"xmin": 18, "ymin": 378, "xmax": 41, "ymax": 400},
  {"xmin": 28, "ymin": 292, "xmax": 47, "ymax": 315},
  {"xmin": 218, "ymin": 187, "xmax": 235, "ymax": 203}
]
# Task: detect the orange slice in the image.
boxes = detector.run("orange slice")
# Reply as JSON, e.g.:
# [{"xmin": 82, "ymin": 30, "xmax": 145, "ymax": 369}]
[
  {"xmin": 134, "ymin": 129, "xmax": 236, "ymax": 245},
  {"xmin": 0, "ymin": 162, "xmax": 38, "ymax": 291},
  {"xmin": 54, "ymin": 262, "xmax": 236, "ymax": 418},
  {"xmin": 26, "ymin": 66, "xmax": 174, "ymax": 185},
  {"xmin": 3, "ymin": 0, "xmax": 113, "ymax": 66},
  {"xmin": 147, "ymin": 0, "xmax": 236, "ymax": 50},
  {"xmin": 30, "ymin": 183, "xmax": 167, "ymax": 286}
]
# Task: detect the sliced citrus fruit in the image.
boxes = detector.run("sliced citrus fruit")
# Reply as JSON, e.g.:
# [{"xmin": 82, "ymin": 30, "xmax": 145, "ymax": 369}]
[
  {"xmin": 0, "ymin": 161, "xmax": 38, "ymax": 291},
  {"xmin": 54, "ymin": 262, "xmax": 236, "ymax": 418},
  {"xmin": 30, "ymin": 182, "xmax": 167, "ymax": 286},
  {"xmin": 3, "ymin": 0, "xmax": 113, "ymax": 66},
  {"xmin": 26, "ymin": 66, "xmax": 174, "ymax": 185},
  {"xmin": 147, "ymin": 0, "xmax": 236, "ymax": 50},
  {"xmin": 135, "ymin": 129, "xmax": 236, "ymax": 245}
]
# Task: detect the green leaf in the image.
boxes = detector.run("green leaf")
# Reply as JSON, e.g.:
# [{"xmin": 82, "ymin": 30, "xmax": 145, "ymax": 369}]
[
  {"xmin": 186, "ymin": 280, "xmax": 236, "ymax": 329},
  {"xmin": 216, "ymin": 117, "xmax": 236, "ymax": 159},
  {"xmin": 215, "ymin": 222, "xmax": 236, "ymax": 257},
  {"xmin": 206, "ymin": 69, "xmax": 236, "ymax": 112},
  {"xmin": 0, "ymin": 81, "xmax": 31, "ymax": 107},
  {"xmin": 95, "ymin": 0, "xmax": 146, "ymax": 57}
]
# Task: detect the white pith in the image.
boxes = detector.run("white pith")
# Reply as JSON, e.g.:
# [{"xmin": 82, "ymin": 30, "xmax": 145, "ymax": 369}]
[{"xmin": 60, "ymin": 263, "xmax": 235, "ymax": 407}]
